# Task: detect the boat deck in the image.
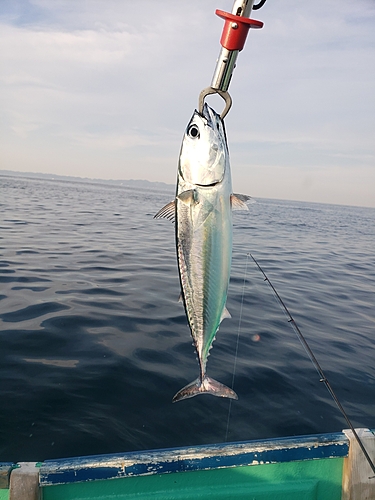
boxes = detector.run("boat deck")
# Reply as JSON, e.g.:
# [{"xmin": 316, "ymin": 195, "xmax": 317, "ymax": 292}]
[{"xmin": 1, "ymin": 428, "xmax": 374, "ymax": 499}]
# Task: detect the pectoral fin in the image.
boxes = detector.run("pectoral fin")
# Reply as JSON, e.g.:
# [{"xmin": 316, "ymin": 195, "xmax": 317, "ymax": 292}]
[
  {"xmin": 177, "ymin": 190, "xmax": 197, "ymax": 205},
  {"xmin": 231, "ymin": 194, "xmax": 252, "ymax": 211},
  {"xmin": 154, "ymin": 201, "xmax": 176, "ymax": 222}
]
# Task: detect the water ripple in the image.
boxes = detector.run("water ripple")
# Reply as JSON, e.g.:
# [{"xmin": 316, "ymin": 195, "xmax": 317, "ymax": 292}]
[{"xmin": 0, "ymin": 175, "xmax": 374, "ymax": 461}]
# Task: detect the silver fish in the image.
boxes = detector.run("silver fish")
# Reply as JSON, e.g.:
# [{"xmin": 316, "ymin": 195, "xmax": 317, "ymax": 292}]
[{"xmin": 155, "ymin": 103, "xmax": 249, "ymax": 402}]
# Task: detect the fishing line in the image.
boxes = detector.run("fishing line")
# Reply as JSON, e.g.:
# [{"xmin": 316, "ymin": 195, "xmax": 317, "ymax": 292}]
[
  {"xmin": 225, "ymin": 253, "xmax": 250, "ymax": 442},
  {"xmin": 250, "ymin": 253, "xmax": 375, "ymax": 477}
]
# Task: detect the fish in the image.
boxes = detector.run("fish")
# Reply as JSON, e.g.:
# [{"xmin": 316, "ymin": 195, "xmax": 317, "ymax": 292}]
[{"xmin": 155, "ymin": 103, "xmax": 250, "ymax": 402}]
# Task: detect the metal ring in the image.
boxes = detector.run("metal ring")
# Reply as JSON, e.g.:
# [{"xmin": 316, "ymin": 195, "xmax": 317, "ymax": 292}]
[{"xmin": 198, "ymin": 87, "xmax": 232, "ymax": 120}]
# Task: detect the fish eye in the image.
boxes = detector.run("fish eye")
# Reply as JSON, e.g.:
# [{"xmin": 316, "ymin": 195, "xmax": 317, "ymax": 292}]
[{"xmin": 187, "ymin": 124, "xmax": 200, "ymax": 139}]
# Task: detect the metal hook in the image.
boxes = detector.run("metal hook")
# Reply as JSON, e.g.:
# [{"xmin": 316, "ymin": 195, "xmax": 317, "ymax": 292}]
[
  {"xmin": 198, "ymin": 87, "xmax": 233, "ymax": 120},
  {"xmin": 253, "ymin": 0, "xmax": 267, "ymax": 10}
]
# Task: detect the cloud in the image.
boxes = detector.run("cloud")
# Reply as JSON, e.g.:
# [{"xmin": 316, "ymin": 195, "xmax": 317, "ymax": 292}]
[
  {"xmin": 237, "ymin": 164, "xmax": 375, "ymax": 207},
  {"xmin": 1, "ymin": 0, "xmax": 374, "ymax": 206}
]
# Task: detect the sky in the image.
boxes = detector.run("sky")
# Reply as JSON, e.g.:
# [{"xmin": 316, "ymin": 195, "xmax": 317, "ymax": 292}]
[{"xmin": 1, "ymin": 0, "xmax": 375, "ymax": 207}]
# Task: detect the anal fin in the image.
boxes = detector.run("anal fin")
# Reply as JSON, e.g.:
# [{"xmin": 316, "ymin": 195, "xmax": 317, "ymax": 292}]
[{"xmin": 220, "ymin": 306, "xmax": 231, "ymax": 323}]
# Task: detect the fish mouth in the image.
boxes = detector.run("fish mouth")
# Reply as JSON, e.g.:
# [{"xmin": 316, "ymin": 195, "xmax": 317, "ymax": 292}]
[
  {"xmin": 195, "ymin": 181, "xmax": 220, "ymax": 188},
  {"xmin": 199, "ymin": 109, "xmax": 216, "ymax": 132}
]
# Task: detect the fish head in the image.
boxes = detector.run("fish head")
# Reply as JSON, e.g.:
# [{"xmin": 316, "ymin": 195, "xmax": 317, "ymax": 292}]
[{"xmin": 179, "ymin": 104, "xmax": 228, "ymax": 187}]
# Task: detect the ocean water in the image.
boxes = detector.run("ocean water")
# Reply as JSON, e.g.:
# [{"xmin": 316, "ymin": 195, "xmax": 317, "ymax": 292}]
[{"xmin": 0, "ymin": 174, "xmax": 374, "ymax": 462}]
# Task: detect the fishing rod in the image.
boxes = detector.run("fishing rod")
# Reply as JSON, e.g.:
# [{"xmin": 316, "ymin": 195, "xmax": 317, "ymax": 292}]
[
  {"xmin": 250, "ymin": 253, "xmax": 375, "ymax": 477},
  {"xmin": 199, "ymin": 0, "xmax": 266, "ymax": 119}
]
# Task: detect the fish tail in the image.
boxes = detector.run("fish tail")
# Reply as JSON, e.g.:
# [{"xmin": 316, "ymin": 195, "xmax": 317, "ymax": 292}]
[{"xmin": 172, "ymin": 376, "xmax": 238, "ymax": 403}]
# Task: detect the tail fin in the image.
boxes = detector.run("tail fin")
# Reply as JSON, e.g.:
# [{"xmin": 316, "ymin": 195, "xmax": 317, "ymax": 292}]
[{"xmin": 172, "ymin": 376, "xmax": 238, "ymax": 403}]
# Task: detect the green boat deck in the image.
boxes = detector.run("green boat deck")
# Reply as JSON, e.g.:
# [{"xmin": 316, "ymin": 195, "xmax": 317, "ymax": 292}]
[
  {"xmin": 41, "ymin": 458, "xmax": 344, "ymax": 500},
  {"xmin": 1, "ymin": 428, "xmax": 374, "ymax": 500}
]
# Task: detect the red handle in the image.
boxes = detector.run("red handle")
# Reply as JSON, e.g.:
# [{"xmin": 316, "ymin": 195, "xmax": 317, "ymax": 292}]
[{"xmin": 216, "ymin": 9, "xmax": 263, "ymax": 51}]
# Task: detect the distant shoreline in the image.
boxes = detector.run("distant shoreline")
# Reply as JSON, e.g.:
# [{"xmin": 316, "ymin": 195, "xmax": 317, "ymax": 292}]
[
  {"xmin": 0, "ymin": 169, "xmax": 175, "ymax": 193},
  {"xmin": 1, "ymin": 169, "xmax": 373, "ymax": 211}
]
